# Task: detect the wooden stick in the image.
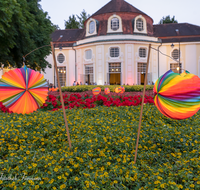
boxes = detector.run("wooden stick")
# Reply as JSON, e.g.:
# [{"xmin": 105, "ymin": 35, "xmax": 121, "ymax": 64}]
[
  {"xmin": 50, "ymin": 42, "xmax": 72, "ymax": 149},
  {"xmin": 134, "ymin": 44, "xmax": 151, "ymax": 164}
]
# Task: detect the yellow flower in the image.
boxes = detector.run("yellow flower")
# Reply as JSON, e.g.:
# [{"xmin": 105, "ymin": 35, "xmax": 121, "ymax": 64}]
[
  {"xmin": 190, "ymin": 184, "xmax": 195, "ymax": 188},
  {"xmin": 75, "ymin": 177, "xmax": 79, "ymax": 181}
]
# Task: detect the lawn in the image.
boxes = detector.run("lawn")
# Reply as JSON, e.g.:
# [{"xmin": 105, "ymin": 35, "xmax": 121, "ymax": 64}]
[{"xmin": 0, "ymin": 104, "xmax": 200, "ymax": 189}]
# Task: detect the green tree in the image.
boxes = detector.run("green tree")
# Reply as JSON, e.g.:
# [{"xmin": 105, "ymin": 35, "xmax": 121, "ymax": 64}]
[
  {"xmin": 77, "ymin": 9, "xmax": 90, "ymax": 29},
  {"xmin": 65, "ymin": 15, "xmax": 80, "ymax": 29},
  {"xmin": 65, "ymin": 10, "xmax": 90, "ymax": 29},
  {"xmin": 159, "ymin": 15, "xmax": 178, "ymax": 24},
  {"xmin": 0, "ymin": 0, "xmax": 55, "ymax": 70}
]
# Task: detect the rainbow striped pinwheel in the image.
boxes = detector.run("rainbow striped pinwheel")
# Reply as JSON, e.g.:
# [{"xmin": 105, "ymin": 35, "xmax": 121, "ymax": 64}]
[
  {"xmin": 0, "ymin": 66, "xmax": 48, "ymax": 114},
  {"xmin": 154, "ymin": 70, "xmax": 200, "ymax": 120}
]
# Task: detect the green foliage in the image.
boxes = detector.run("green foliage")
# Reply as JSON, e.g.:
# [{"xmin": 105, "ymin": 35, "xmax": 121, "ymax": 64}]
[
  {"xmin": 65, "ymin": 9, "xmax": 90, "ymax": 29},
  {"xmin": 0, "ymin": 106, "xmax": 200, "ymax": 189},
  {"xmin": 65, "ymin": 15, "xmax": 80, "ymax": 29},
  {"xmin": 0, "ymin": 0, "xmax": 55, "ymax": 70},
  {"xmin": 77, "ymin": 9, "xmax": 90, "ymax": 29},
  {"xmin": 159, "ymin": 15, "xmax": 178, "ymax": 24},
  {"xmin": 61, "ymin": 85, "xmax": 154, "ymax": 92}
]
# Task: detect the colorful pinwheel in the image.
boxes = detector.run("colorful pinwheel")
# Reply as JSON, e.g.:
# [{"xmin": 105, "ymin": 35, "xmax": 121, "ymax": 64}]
[
  {"xmin": 154, "ymin": 70, "xmax": 200, "ymax": 120},
  {"xmin": 0, "ymin": 66, "xmax": 48, "ymax": 114},
  {"xmin": 92, "ymin": 87, "xmax": 101, "ymax": 95},
  {"xmin": 104, "ymin": 87, "xmax": 110, "ymax": 94}
]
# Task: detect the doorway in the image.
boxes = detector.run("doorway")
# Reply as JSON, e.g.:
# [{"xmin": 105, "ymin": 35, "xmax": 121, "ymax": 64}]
[
  {"xmin": 137, "ymin": 63, "xmax": 146, "ymax": 85},
  {"xmin": 108, "ymin": 63, "xmax": 121, "ymax": 85}
]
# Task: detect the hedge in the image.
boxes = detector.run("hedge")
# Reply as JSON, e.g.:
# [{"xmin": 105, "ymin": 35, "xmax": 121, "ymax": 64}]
[{"xmin": 61, "ymin": 85, "xmax": 154, "ymax": 92}]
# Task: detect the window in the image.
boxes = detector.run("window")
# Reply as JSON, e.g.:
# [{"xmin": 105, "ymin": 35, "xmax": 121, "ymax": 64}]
[
  {"xmin": 109, "ymin": 63, "xmax": 121, "ymax": 73},
  {"xmin": 172, "ymin": 49, "xmax": 180, "ymax": 60},
  {"xmin": 89, "ymin": 21, "xmax": 95, "ymax": 34},
  {"xmin": 57, "ymin": 67, "xmax": 66, "ymax": 87},
  {"xmin": 111, "ymin": 18, "xmax": 119, "ymax": 31},
  {"xmin": 170, "ymin": 63, "xmax": 182, "ymax": 73},
  {"xmin": 85, "ymin": 65, "xmax": 93, "ymax": 84},
  {"xmin": 110, "ymin": 47, "xmax": 119, "ymax": 57},
  {"xmin": 139, "ymin": 48, "xmax": 146, "ymax": 58},
  {"xmin": 57, "ymin": 53, "xmax": 65, "ymax": 63},
  {"xmin": 136, "ymin": 18, "xmax": 143, "ymax": 31},
  {"xmin": 85, "ymin": 50, "xmax": 92, "ymax": 59},
  {"xmin": 137, "ymin": 63, "xmax": 146, "ymax": 73}
]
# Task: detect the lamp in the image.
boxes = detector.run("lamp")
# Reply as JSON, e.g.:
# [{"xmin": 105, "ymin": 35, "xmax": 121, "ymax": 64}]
[
  {"xmin": 59, "ymin": 46, "xmax": 62, "ymax": 51},
  {"xmin": 171, "ymin": 43, "xmax": 174, "ymax": 48}
]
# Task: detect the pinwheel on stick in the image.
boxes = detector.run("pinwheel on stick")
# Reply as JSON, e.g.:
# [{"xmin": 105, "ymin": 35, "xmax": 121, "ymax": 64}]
[{"xmin": 0, "ymin": 66, "xmax": 48, "ymax": 114}]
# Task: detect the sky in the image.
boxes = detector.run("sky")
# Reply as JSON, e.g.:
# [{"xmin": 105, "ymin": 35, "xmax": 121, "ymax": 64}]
[{"xmin": 39, "ymin": 0, "xmax": 200, "ymax": 29}]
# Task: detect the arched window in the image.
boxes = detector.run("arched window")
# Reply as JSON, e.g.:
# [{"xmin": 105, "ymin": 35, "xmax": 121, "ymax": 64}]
[
  {"xmin": 139, "ymin": 48, "xmax": 146, "ymax": 58},
  {"xmin": 172, "ymin": 49, "xmax": 180, "ymax": 60},
  {"xmin": 110, "ymin": 47, "xmax": 119, "ymax": 57},
  {"xmin": 57, "ymin": 53, "xmax": 65, "ymax": 63},
  {"xmin": 136, "ymin": 18, "xmax": 144, "ymax": 31},
  {"xmin": 85, "ymin": 50, "xmax": 92, "ymax": 59},
  {"xmin": 89, "ymin": 21, "xmax": 95, "ymax": 34},
  {"xmin": 111, "ymin": 18, "xmax": 119, "ymax": 31}
]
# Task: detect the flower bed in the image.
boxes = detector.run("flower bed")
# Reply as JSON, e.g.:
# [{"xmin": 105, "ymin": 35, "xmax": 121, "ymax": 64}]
[
  {"xmin": 41, "ymin": 92, "xmax": 154, "ymax": 111},
  {"xmin": 0, "ymin": 106, "xmax": 200, "ymax": 189}
]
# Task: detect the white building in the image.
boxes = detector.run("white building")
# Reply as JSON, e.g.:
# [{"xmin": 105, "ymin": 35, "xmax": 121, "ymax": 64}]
[{"xmin": 42, "ymin": 0, "xmax": 200, "ymax": 87}]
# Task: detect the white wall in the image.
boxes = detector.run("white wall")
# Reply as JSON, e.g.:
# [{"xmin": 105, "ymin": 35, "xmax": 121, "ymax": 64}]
[
  {"xmin": 68, "ymin": 50, "xmax": 75, "ymax": 86},
  {"xmin": 125, "ymin": 44, "xmax": 134, "ymax": 85},
  {"xmin": 185, "ymin": 45, "xmax": 197, "ymax": 75},
  {"xmin": 42, "ymin": 54, "xmax": 54, "ymax": 85},
  {"xmin": 96, "ymin": 45, "xmax": 104, "ymax": 85},
  {"xmin": 159, "ymin": 46, "xmax": 167, "ymax": 78}
]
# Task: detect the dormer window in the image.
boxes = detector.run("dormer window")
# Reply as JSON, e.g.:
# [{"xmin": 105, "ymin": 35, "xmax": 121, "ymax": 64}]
[
  {"xmin": 107, "ymin": 14, "xmax": 123, "ymax": 33},
  {"xmin": 86, "ymin": 18, "xmax": 97, "ymax": 37},
  {"xmin": 89, "ymin": 21, "xmax": 95, "ymax": 34},
  {"xmin": 111, "ymin": 18, "xmax": 119, "ymax": 31},
  {"xmin": 136, "ymin": 18, "xmax": 143, "ymax": 31},
  {"xmin": 133, "ymin": 15, "xmax": 147, "ymax": 34}
]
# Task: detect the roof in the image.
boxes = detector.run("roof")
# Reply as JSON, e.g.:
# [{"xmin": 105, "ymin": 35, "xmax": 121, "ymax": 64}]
[
  {"xmin": 153, "ymin": 23, "xmax": 200, "ymax": 42},
  {"xmin": 92, "ymin": 0, "xmax": 150, "ymax": 18},
  {"xmin": 51, "ymin": 29, "xmax": 85, "ymax": 45}
]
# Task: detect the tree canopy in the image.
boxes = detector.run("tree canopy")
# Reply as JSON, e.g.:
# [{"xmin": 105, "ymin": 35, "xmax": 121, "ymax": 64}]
[
  {"xmin": 159, "ymin": 15, "xmax": 178, "ymax": 24},
  {"xmin": 65, "ymin": 9, "xmax": 90, "ymax": 29},
  {"xmin": 0, "ymin": 0, "xmax": 55, "ymax": 70}
]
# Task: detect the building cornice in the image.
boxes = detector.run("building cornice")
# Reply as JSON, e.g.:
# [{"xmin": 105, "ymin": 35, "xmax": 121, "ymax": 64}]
[{"xmin": 75, "ymin": 34, "xmax": 160, "ymax": 47}]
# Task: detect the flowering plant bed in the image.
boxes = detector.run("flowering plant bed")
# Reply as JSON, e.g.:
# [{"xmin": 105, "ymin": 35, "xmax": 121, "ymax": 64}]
[
  {"xmin": 41, "ymin": 92, "xmax": 154, "ymax": 111},
  {"xmin": 0, "ymin": 106, "xmax": 199, "ymax": 189}
]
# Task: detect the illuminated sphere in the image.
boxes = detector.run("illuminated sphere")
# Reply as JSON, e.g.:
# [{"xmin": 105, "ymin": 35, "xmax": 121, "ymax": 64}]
[
  {"xmin": 92, "ymin": 87, "xmax": 101, "ymax": 95},
  {"xmin": 104, "ymin": 87, "xmax": 110, "ymax": 94}
]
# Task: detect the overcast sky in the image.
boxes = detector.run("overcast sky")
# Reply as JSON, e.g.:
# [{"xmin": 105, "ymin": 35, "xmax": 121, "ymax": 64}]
[{"xmin": 39, "ymin": 0, "xmax": 200, "ymax": 29}]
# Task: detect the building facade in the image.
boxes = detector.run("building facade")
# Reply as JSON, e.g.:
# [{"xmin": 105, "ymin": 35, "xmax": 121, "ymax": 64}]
[{"xmin": 42, "ymin": 0, "xmax": 200, "ymax": 87}]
